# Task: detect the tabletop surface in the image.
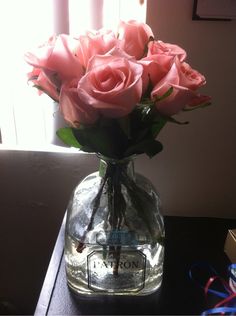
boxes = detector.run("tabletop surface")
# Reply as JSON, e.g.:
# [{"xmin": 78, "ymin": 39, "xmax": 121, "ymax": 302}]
[{"xmin": 34, "ymin": 215, "xmax": 236, "ymax": 315}]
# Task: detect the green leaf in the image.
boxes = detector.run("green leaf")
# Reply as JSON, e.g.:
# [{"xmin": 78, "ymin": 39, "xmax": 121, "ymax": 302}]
[
  {"xmin": 117, "ymin": 116, "xmax": 131, "ymax": 139},
  {"xmin": 124, "ymin": 139, "xmax": 163, "ymax": 158},
  {"xmin": 56, "ymin": 127, "xmax": 82, "ymax": 148},
  {"xmin": 72, "ymin": 127, "xmax": 117, "ymax": 158},
  {"xmin": 144, "ymin": 140, "xmax": 163, "ymax": 158},
  {"xmin": 134, "ymin": 127, "xmax": 150, "ymax": 143},
  {"xmin": 151, "ymin": 116, "xmax": 167, "ymax": 138}
]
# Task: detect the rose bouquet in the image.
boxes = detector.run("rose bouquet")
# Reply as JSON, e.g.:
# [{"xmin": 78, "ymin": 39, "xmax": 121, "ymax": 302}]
[
  {"xmin": 25, "ymin": 20, "xmax": 211, "ymax": 159},
  {"xmin": 24, "ymin": 20, "xmax": 211, "ymax": 294}
]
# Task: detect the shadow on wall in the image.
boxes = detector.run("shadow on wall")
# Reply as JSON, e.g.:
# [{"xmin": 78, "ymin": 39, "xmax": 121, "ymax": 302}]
[{"xmin": 0, "ymin": 150, "xmax": 97, "ymax": 314}]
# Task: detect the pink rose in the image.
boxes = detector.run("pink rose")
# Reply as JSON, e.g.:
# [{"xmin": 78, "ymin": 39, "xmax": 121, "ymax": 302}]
[
  {"xmin": 118, "ymin": 20, "xmax": 154, "ymax": 60},
  {"xmin": 59, "ymin": 79, "xmax": 99, "ymax": 126},
  {"xmin": 25, "ymin": 35, "xmax": 57, "ymax": 68},
  {"xmin": 27, "ymin": 67, "xmax": 59, "ymax": 101},
  {"xmin": 140, "ymin": 54, "xmax": 175, "ymax": 92},
  {"xmin": 152, "ymin": 57, "xmax": 207, "ymax": 116},
  {"xmin": 140, "ymin": 40, "xmax": 187, "ymax": 92},
  {"xmin": 25, "ymin": 34, "xmax": 84, "ymax": 89},
  {"xmin": 147, "ymin": 40, "xmax": 187, "ymax": 62},
  {"xmin": 76, "ymin": 29, "xmax": 118, "ymax": 68},
  {"xmin": 77, "ymin": 55, "xmax": 143, "ymax": 118}
]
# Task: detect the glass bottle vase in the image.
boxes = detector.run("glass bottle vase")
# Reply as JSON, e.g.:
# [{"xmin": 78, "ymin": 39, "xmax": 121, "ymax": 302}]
[{"xmin": 64, "ymin": 155, "xmax": 165, "ymax": 296}]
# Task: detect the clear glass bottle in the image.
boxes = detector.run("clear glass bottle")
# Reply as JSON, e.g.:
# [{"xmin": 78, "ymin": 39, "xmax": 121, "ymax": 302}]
[{"xmin": 64, "ymin": 156, "xmax": 165, "ymax": 296}]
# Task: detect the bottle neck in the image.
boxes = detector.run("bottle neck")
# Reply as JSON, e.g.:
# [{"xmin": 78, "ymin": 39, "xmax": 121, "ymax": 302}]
[{"xmin": 98, "ymin": 156, "xmax": 135, "ymax": 181}]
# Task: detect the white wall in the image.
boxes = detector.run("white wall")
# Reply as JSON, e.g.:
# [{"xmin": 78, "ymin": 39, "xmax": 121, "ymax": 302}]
[{"xmin": 143, "ymin": 0, "xmax": 236, "ymax": 218}]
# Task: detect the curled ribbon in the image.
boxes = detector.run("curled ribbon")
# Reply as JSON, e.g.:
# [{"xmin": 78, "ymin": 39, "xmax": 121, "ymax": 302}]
[{"xmin": 190, "ymin": 262, "xmax": 236, "ymax": 315}]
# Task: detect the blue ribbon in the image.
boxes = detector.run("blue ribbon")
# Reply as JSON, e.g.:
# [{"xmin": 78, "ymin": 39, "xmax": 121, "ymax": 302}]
[
  {"xmin": 189, "ymin": 262, "xmax": 236, "ymax": 315},
  {"xmin": 202, "ymin": 306, "xmax": 236, "ymax": 315}
]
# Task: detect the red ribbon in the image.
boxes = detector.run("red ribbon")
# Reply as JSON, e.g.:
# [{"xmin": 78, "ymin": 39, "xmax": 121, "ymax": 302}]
[{"xmin": 190, "ymin": 263, "xmax": 236, "ymax": 315}]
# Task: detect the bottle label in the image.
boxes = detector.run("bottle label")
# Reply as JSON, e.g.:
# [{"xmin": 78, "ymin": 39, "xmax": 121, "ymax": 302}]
[
  {"xmin": 96, "ymin": 230, "xmax": 149, "ymax": 246},
  {"xmin": 87, "ymin": 249, "xmax": 146, "ymax": 292}
]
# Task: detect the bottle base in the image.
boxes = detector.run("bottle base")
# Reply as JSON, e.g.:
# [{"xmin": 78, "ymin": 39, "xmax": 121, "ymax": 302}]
[{"xmin": 66, "ymin": 274, "xmax": 163, "ymax": 297}]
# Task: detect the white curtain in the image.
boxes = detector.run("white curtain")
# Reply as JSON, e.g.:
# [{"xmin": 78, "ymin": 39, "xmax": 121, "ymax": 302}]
[{"xmin": 0, "ymin": 0, "xmax": 146, "ymax": 148}]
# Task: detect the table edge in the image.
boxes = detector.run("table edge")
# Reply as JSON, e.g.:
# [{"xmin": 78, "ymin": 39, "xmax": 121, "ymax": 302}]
[{"xmin": 34, "ymin": 214, "xmax": 66, "ymax": 316}]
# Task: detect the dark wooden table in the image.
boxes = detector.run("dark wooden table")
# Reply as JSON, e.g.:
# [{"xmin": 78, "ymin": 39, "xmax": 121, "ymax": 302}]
[{"xmin": 34, "ymin": 215, "xmax": 236, "ymax": 315}]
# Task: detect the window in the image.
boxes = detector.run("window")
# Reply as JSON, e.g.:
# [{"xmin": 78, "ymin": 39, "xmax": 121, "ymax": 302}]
[
  {"xmin": 0, "ymin": 0, "xmax": 54, "ymax": 148},
  {"xmin": 0, "ymin": 0, "xmax": 147, "ymax": 150}
]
